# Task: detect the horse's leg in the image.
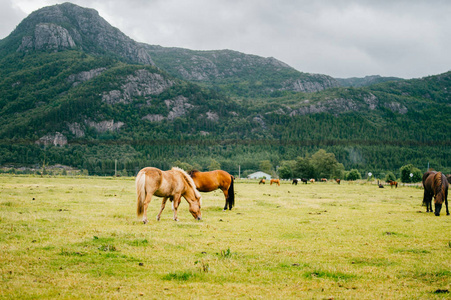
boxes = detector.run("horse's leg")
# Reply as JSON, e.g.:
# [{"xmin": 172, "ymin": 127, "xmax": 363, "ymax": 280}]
[
  {"xmin": 222, "ymin": 188, "xmax": 229, "ymax": 210},
  {"xmin": 156, "ymin": 197, "xmax": 169, "ymax": 221},
  {"xmin": 445, "ymin": 190, "xmax": 449, "ymax": 216},
  {"xmin": 142, "ymin": 192, "xmax": 153, "ymax": 224},
  {"xmin": 172, "ymin": 194, "xmax": 182, "ymax": 221}
]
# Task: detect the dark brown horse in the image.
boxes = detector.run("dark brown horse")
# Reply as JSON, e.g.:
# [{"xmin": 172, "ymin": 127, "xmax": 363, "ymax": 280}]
[
  {"xmin": 422, "ymin": 171, "xmax": 449, "ymax": 216},
  {"xmin": 301, "ymin": 178, "xmax": 308, "ymax": 184},
  {"xmin": 188, "ymin": 170, "xmax": 235, "ymax": 210},
  {"xmin": 136, "ymin": 167, "xmax": 202, "ymax": 223},
  {"xmin": 292, "ymin": 179, "xmax": 298, "ymax": 185}
]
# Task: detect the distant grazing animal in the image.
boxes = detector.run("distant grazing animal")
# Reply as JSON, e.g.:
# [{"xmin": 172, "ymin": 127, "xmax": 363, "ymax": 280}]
[
  {"xmin": 259, "ymin": 179, "xmax": 266, "ymax": 184},
  {"xmin": 321, "ymin": 178, "xmax": 328, "ymax": 182},
  {"xmin": 270, "ymin": 179, "xmax": 280, "ymax": 186},
  {"xmin": 188, "ymin": 170, "xmax": 235, "ymax": 210},
  {"xmin": 310, "ymin": 179, "xmax": 315, "ymax": 183},
  {"xmin": 422, "ymin": 171, "xmax": 449, "ymax": 216},
  {"xmin": 335, "ymin": 179, "xmax": 341, "ymax": 185},
  {"xmin": 301, "ymin": 178, "xmax": 308, "ymax": 184},
  {"xmin": 292, "ymin": 179, "xmax": 298, "ymax": 185},
  {"xmin": 136, "ymin": 167, "xmax": 202, "ymax": 223},
  {"xmin": 387, "ymin": 180, "xmax": 398, "ymax": 188}
]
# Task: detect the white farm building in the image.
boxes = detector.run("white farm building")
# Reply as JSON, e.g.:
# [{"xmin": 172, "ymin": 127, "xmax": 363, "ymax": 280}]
[{"xmin": 247, "ymin": 171, "xmax": 272, "ymax": 180}]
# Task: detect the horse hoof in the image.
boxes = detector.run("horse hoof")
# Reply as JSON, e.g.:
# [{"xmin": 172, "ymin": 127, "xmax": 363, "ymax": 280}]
[{"xmin": 143, "ymin": 219, "xmax": 148, "ymax": 224}]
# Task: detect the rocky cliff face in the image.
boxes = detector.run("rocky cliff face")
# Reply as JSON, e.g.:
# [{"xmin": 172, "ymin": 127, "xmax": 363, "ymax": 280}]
[
  {"xmin": 284, "ymin": 74, "xmax": 339, "ymax": 93},
  {"xmin": 12, "ymin": 3, "xmax": 153, "ymax": 65},
  {"xmin": 144, "ymin": 45, "xmax": 340, "ymax": 94},
  {"xmin": 102, "ymin": 69, "xmax": 175, "ymax": 105}
]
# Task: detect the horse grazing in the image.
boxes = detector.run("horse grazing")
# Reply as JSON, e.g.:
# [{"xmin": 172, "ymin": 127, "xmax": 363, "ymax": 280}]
[
  {"xmin": 387, "ymin": 180, "xmax": 398, "ymax": 188},
  {"xmin": 188, "ymin": 170, "xmax": 235, "ymax": 210},
  {"xmin": 335, "ymin": 179, "xmax": 341, "ymax": 185},
  {"xmin": 270, "ymin": 179, "xmax": 280, "ymax": 186},
  {"xmin": 292, "ymin": 179, "xmax": 298, "ymax": 185},
  {"xmin": 310, "ymin": 179, "xmax": 315, "ymax": 183},
  {"xmin": 259, "ymin": 179, "xmax": 266, "ymax": 184},
  {"xmin": 136, "ymin": 167, "xmax": 202, "ymax": 223},
  {"xmin": 301, "ymin": 178, "xmax": 308, "ymax": 184},
  {"xmin": 321, "ymin": 178, "xmax": 328, "ymax": 182},
  {"xmin": 422, "ymin": 171, "xmax": 449, "ymax": 216}
]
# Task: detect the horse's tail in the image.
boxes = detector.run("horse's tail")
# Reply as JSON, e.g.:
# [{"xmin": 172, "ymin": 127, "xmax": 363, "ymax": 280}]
[
  {"xmin": 136, "ymin": 170, "xmax": 146, "ymax": 218},
  {"xmin": 227, "ymin": 175, "xmax": 235, "ymax": 209}
]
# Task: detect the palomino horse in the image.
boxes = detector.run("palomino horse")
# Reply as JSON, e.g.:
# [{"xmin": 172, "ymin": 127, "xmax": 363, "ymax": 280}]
[
  {"xmin": 422, "ymin": 171, "xmax": 449, "ymax": 216},
  {"xmin": 188, "ymin": 170, "xmax": 235, "ymax": 210},
  {"xmin": 270, "ymin": 179, "xmax": 280, "ymax": 186},
  {"xmin": 387, "ymin": 180, "xmax": 398, "ymax": 188},
  {"xmin": 136, "ymin": 167, "xmax": 202, "ymax": 223}
]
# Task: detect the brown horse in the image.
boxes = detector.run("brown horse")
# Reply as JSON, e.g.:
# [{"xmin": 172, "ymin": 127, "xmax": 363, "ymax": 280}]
[
  {"xmin": 270, "ymin": 179, "xmax": 280, "ymax": 186},
  {"xmin": 259, "ymin": 179, "xmax": 266, "ymax": 184},
  {"xmin": 387, "ymin": 180, "xmax": 398, "ymax": 188},
  {"xmin": 136, "ymin": 167, "xmax": 202, "ymax": 223},
  {"xmin": 188, "ymin": 170, "xmax": 235, "ymax": 210},
  {"xmin": 422, "ymin": 171, "xmax": 449, "ymax": 216},
  {"xmin": 335, "ymin": 179, "xmax": 341, "ymax": 185}
]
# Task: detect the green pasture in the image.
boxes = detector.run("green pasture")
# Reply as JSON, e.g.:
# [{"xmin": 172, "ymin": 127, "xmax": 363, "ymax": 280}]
[{"xmin": 1, "ymin": 175, "xmax": 450, "ymax": 299}]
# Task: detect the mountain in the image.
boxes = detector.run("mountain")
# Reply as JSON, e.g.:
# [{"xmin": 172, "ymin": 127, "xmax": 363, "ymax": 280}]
[
  {"xmin": 0, "ymin": 2, "xmax": 450, "ymax": 176},
  {"xmin": 0, "ymin": 2, "xmax": 153, "ymax": 65},
  {"xmin": 143, "ymin": 45, "xmax": 339, "ymax": 97},
  {"xmin": 336, "ymin": 75, "xmax": 404, "ymax": 87}
]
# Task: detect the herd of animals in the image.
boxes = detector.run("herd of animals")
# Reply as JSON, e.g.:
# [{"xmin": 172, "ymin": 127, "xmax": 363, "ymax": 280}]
[{"xmin": 135, "ymin": 167, "xmax": 450, "ymax": 223}]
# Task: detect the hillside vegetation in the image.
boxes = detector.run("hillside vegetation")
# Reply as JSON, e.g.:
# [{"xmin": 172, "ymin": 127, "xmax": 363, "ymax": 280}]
[{"xmin": 0, "ymin": 2, "xmax": 450, "ymax": 177}]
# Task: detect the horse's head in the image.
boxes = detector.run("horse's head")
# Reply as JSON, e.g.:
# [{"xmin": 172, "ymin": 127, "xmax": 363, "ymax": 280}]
[
  {"xmin": 188, "ymin": 191, "xmax": 202, "ymax": 220},
  {"xmin": 185, "ymin": 184, "xmax": 202, "ymax": 220},
  {"xmin": 433, "ymin": 172, "xmax": 446, "ymax": 216},
  {"xmin": 434, "ymin": 190, "xmax": 445, "ymax": 216}
]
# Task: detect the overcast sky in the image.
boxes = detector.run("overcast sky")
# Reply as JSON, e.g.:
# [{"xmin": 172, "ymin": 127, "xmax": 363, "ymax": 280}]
[{"xmin": 1, "ymin": 0, "xmax": 450, "ymax": 79}]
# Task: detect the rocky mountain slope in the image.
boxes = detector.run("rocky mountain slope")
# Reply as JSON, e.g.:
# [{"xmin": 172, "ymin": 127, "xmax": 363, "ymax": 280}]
[
  {"xmin": 1, "ymin": 2, "xmax": 153, "ymax": 65},
  {"xmin": 143, "ymin": 45, "xmax": 339, "ymax": 96}
]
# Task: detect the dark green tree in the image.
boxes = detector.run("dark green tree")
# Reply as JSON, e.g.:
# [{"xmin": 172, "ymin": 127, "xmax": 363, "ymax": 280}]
[{"xmin": 346, "ymin": 169, "xmax": 361, "ymax": 181}]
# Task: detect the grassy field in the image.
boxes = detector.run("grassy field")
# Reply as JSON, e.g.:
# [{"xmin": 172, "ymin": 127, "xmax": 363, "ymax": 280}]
[{"xmin": 1, "ymin": 175, "xmax": 450, "ymax": 299}]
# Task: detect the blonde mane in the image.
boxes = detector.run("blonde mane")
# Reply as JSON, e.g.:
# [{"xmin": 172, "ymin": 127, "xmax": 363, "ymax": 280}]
[{"xmin": 172, "ymin": 167, "xmax": 201, "ymax": 199}]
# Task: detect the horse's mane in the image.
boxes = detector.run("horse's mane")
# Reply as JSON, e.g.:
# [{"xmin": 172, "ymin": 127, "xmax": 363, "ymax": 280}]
[
  {"xmin": 433, "ymin": 172, "xmax": 445, "ymax": 203},
  {"xmin": 187, "ymin": 169, "xmax": 200, "ymax": 176},
  {"xmin": 172, "ymin": 167, "xmax": 201, "ymax": 198}
]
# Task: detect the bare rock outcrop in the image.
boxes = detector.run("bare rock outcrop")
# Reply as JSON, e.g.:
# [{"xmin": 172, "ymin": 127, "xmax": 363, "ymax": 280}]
[
  {"xmin": 102, "ymin": 69, "xmax": 175, "ymax": 104},
  {"xmin": 36, "ymin": 132, "xmax": 68, "ymax": 146}
]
